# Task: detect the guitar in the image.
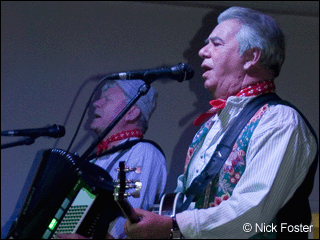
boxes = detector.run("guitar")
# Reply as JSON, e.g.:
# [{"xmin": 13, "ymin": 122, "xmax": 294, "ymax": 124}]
[
  {"xmin": 115, "ymin": 161, "xmax": 185, "ymax": 221},
  {"xmin": 58, "ymin": 164, "xmax": 185, "ymax": 238},
  {"xmin": 156, "ymin": 192, "xmax": 184, "ymax": 217},
  {"xmin": 113, "ymin": 161, "xmax": 142, "ymax": 223},
  {"xmin": 114, "ymin": 161, "xmax": 185, "ymax": 239}
]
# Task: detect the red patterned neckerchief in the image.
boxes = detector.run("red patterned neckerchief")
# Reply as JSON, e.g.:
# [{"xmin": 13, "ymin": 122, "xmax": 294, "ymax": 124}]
[
  {"xmin": 97, "ymin": 129, "xmax": 143, "ymax": 155},
  {"xmin": 193, "ymin": 80, "xmax": 276, "ymax": 126}
]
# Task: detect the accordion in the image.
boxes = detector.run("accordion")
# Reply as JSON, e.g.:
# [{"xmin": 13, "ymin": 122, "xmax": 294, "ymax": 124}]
[{"xmin": 6, "ymin": 148, "xmax": 119, "ymax": 239}]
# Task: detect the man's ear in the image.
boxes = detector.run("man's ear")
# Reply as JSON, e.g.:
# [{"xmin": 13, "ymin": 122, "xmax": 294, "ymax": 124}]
[
  {"xmin": 124, "ymin": 105, "xmax": 141, "ymax": 122},
  {"xmin": 243, "ymin": 47, "xmax": 262, "ymax": 70}
]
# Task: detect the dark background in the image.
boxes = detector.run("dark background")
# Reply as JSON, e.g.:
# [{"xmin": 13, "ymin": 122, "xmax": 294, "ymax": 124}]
[{"xmin": 1, "ymin": 1, "xmax": 318, "ymax": 237}]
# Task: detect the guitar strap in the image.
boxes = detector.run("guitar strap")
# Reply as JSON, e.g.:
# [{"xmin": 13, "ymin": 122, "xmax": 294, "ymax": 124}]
[
  {"xmin": 105, "ymin": 147, "xmax": 130, "ymax": 173},
  {"xmin": 179, "ymin": 92, "xmax": 318, "ymax": 213}
]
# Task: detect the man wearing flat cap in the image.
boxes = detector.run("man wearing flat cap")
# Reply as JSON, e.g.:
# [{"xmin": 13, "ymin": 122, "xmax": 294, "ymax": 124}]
[{"xmin": 59, "ymin": 80, "xmax": 167, "ymax": 239}]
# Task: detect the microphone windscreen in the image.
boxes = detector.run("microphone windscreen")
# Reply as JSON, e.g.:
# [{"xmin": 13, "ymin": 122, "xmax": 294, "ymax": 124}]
[
  {"xmin": 54, "ymin": 125, "xmax": 66, "ymax": 138},
  {"xmin": 184, "ymin": 64, "xmax": 195, "ymax": 80}
]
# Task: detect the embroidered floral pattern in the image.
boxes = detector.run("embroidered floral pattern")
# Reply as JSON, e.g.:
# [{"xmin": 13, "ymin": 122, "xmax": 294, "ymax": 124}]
[
  {"xmin": 222, "ymin": 143, "xmax": 245, "ymax": 175},
  {"xmin": 213, "ymin": 193, "xmax": 230, "ymax": 207},
  {"xmin": 195, "ymin": 104, "xmax": 270, "ymax": 209},
  {"xmin": 247, "ymin": 104, "xmax": 269, "ymax": 125},
  {"xmin": 184, "ymin": 117, "xmax": 215, "ymax": 173}
]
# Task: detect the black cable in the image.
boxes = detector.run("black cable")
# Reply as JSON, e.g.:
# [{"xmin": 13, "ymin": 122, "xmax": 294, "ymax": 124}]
[{"xmin": 66, "ymin": 76, "xmax": 109, "ymax": 154}]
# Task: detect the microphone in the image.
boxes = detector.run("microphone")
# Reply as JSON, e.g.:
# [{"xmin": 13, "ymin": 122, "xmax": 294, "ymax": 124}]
[
  {"xmin": 1, "ymin": 124, "xmax": 66, "ymax": 138},
  {"xmin": 109, "ymin": 63, "xmax": 194, "ymax": 82}
]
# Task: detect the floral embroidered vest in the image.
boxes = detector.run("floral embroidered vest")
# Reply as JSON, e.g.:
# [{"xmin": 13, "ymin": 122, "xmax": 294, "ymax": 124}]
[{"xmin": 194, "ymin": 103, "xmax": 277, "ymax": 239}]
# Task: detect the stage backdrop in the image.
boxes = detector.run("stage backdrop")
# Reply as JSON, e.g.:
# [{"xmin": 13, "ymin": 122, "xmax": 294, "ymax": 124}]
[{"xmin": 1, "ymin": 1, "xmax": 318, "ymax": 237}]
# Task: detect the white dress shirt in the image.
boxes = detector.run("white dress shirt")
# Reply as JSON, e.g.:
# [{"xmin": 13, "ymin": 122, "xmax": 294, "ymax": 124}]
[{"xmin": 175, "ymin": 95, "xmax": 317, "ymax": 238}]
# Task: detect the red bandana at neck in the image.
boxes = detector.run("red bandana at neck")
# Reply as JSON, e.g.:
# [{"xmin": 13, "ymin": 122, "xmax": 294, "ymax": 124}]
[
  {"xmin": 193, "ymin": 80, "xmax": 276, "ymax": 126},
  {"xmin": 97, "ymin": 129, "xmax": 143, "ymax": 155}
]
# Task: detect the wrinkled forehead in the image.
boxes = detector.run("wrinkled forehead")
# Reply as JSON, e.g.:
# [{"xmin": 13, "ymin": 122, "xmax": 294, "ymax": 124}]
[{"xmin": 101, "ymin": 85, "xmax": 125, "ymax": 98}]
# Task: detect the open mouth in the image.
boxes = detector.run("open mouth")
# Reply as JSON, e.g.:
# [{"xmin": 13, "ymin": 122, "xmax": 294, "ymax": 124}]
[
  {"xmin": 94, "ymin": 114, "xmax": 101, "ymax": 118},
  {"xmin": 202, "ymin": 65, "xmax": 212, "ymax": 72}
]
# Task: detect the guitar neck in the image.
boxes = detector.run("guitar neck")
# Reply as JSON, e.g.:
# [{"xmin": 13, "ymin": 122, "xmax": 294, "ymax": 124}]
[
  {"xmin": 115, "ymin": 161, "xmax": 142, "ymax": 224},
  {"xmin": 116, "ymin": 198, "xmax": 140, "ymax": 223}
]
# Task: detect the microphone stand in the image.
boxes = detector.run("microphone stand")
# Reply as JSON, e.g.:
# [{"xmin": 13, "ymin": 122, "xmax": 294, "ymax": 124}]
[{"xmin": 1, "ymin": 136, "xmax": 37, "ymax": 149}]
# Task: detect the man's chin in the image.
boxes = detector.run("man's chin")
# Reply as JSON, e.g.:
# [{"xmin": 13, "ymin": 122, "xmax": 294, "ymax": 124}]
[
  {"xmin": 204, "ymin": 82, "xmax": 216, "ymax": 95},
  {"xmin": 90, "ymin": 124, "xmax": 98, "ymax": 133}
]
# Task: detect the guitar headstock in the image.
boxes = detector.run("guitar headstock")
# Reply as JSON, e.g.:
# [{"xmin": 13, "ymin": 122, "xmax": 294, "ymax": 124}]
[{"xmin": 113, "ymin": 161, "xmax": 141, "ymax": 223}]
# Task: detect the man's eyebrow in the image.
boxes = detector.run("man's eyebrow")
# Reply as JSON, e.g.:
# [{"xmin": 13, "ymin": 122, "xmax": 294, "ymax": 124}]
[{"xmin": 205, "ymin": 36, "xmax": 224, "ymax": 44}]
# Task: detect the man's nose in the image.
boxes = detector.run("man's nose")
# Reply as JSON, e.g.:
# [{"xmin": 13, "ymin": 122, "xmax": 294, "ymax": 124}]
[
  {"xmin": 199, "ymin": 44, "xmax": 210, "ymax": 58},
  {"xmin": 93, "ymin": 99, "xmax": 102, "ymax": 108}
]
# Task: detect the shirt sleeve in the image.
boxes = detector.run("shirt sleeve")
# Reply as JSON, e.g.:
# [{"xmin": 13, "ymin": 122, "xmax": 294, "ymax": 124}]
[
  {"xmin": 176, "ymin": 105, "xmax": 317, "ymax": 238},
  {"xmin": 110, "ymin": 142, "xmax": 167, "ymax": 238}
]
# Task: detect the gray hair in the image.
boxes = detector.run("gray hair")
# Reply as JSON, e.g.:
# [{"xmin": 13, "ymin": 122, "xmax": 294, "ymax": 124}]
[
  {"xmin": 101, "ymin": 80, "xmax": 158, "ymax": 133},
  {"xmin": 218, "ymin": 6, "xmax": 285, "ymax": 77}
]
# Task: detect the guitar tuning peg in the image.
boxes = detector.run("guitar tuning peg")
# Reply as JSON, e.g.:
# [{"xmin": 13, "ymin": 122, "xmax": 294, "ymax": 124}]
[
  {"xmin": 113, "ymin": 179, "xmax": 140, "ymax": 184},
  {"xmin": 134, "ymin": 181, "xmax": 142, "ymax": 192},
  {"xmin": 129, "ymin": 190, "xmax": 140, "ymax": 198},
  {"xmin": 125, "ymin": 184, "xmax": 136, "ymax": 189},
  {"xmin": 134, "ymin": 166, "xmax": 142, "ymax": 174},
  {"xmin": 127, "ymin": 179, "xmax": 139, "ymax": 183},
  {"xmin": 115, "ymin": 166, "xmax": 142, "ymax": 173},
  {"xmin": 124, "ymin": 181, "xmax": 142, "ymax": 190}
]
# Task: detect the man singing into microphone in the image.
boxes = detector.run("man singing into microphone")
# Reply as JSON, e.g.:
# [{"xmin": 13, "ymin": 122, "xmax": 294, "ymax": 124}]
[
  {"xmin": 58, "ymin": 80, "xmax": 167, "ymax": 239},
  {"xmin": 124, "ymin": 6, "xmax": 318, "ymax": 239}
]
